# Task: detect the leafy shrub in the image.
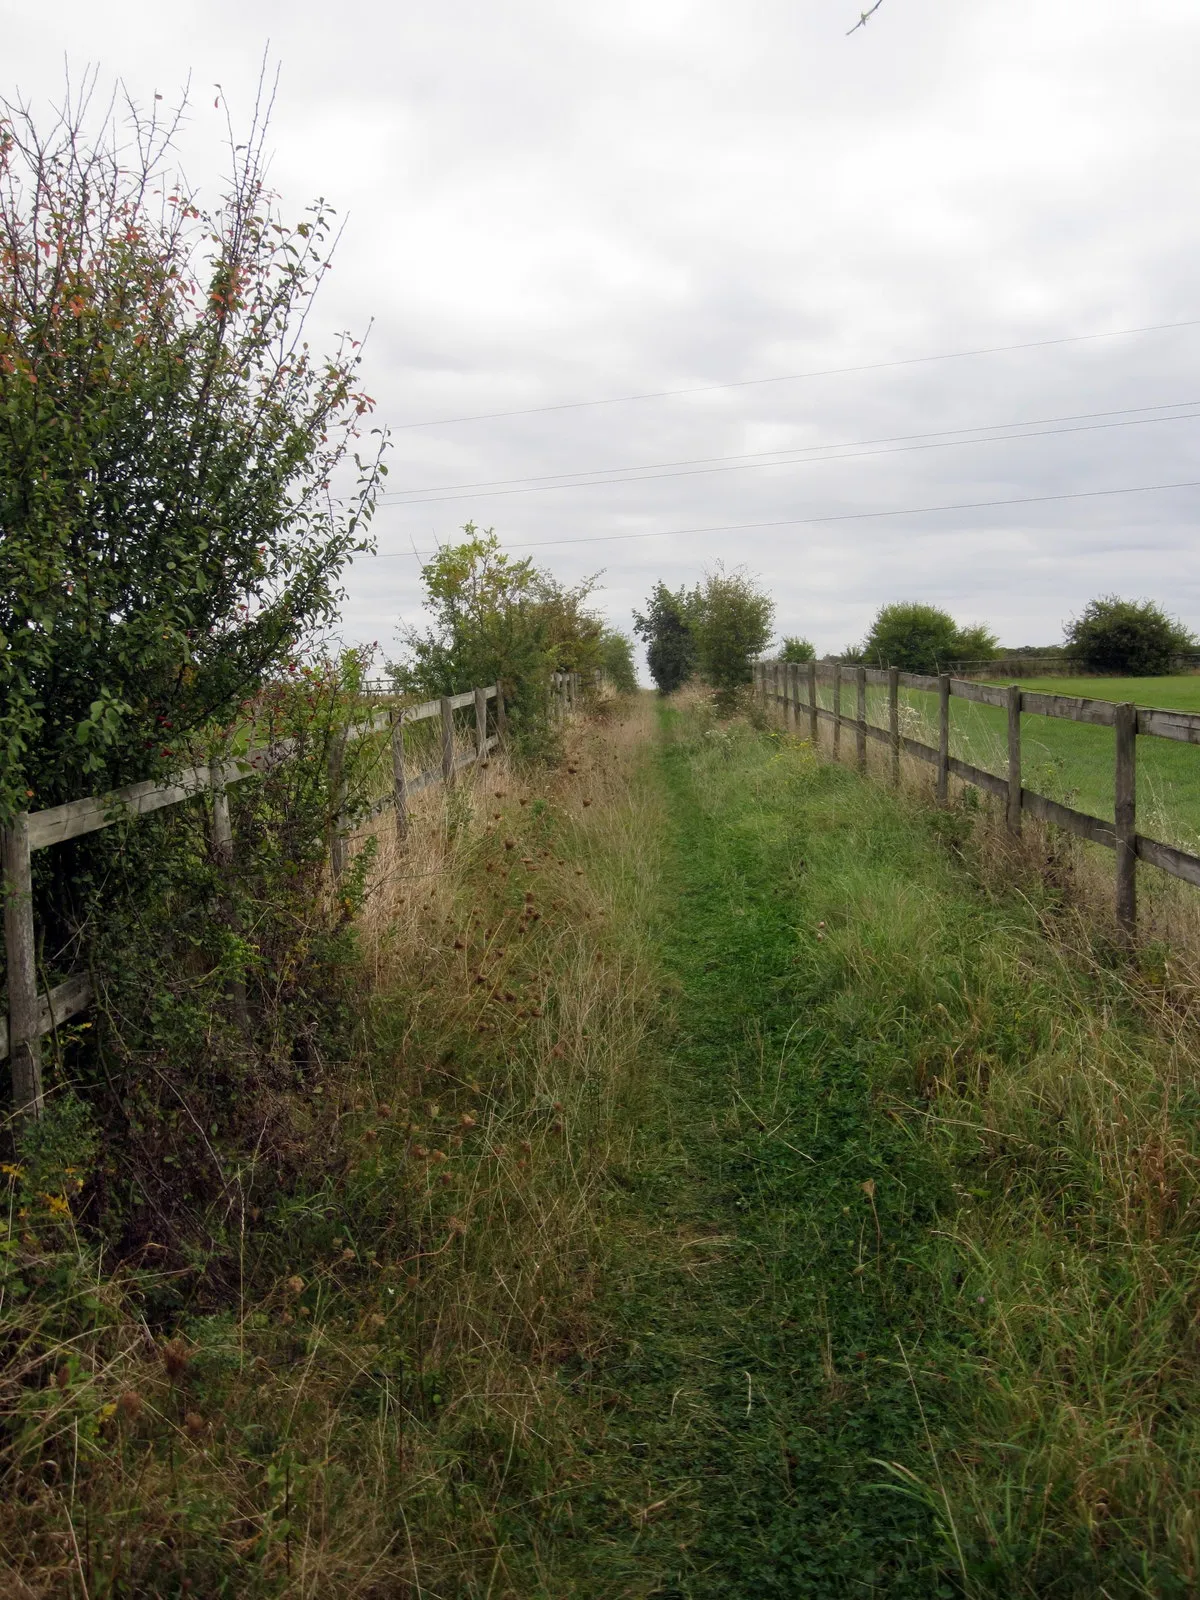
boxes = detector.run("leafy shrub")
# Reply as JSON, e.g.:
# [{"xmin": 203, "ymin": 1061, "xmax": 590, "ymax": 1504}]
[
  {"xmin": 780, "ymin": 635, "xmax": 816, "ymax": 663},
  {"xmin": 391, "ymin": 525, "xmax": 608, "ymax": 756},
  {"xmin": 598, "ymin": 629, "xmax": 638, "ymax": 694},
  {"xmin": 857, "ymin": 602, "xmax": 998, "ymax": 673},
  {"xmin": 1064, "ymin": 595, "xmax": 1195, "ymax": 675},
  {"xmin": 692, "ymin": 566, "xmax": 775, "ymax": 709},
  {"xmin": 633, "ymin": 582, "xmax": 696, "ymax": 694},
  {"xmin": 0, "ymin": 80, "xmax": 386, "ymax": 825}
]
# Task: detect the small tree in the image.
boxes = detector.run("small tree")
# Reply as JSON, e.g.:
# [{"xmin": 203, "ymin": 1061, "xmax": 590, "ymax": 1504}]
[
  {"xmin": 633, "ymin": 582, "xmax": 696, "ymax": 694},
  {"xmin": 598, "ymin": 629, "xmax": 638, "ymax": 694},
  {"xmin": 859, "ymin": 602, "xmax": 996, "ymax": 673},
  {"xmin": 780, "ymin": 635, "xmax": 816, "ymax": 663},
  {"xmin": 0, "ymin": 78, "xmax": 385, "ymax": 821},
  {"xmin": 692, "ymin": 565, "xmax": 774, "ymax": 709},
  {"xmin": 952, "ymin": 623, "xmax": 1001, "ymax": 665},
  {"xmin": 391, "ymin": 525, "xmax": 606, "ymax": 746},
  {"xmin": 1064, "ymin": 596, "xmax": 1194, "ymax": 676}
]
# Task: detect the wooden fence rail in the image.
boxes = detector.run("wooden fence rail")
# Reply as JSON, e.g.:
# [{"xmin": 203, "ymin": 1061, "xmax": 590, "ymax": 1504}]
[
  {"xmin": 1, "ymin": 680, "xmax": 520, "ymax": 1118},
  {"xmin": 756, "ymin": 659, "xmax": 1200, "ymax": 940}
]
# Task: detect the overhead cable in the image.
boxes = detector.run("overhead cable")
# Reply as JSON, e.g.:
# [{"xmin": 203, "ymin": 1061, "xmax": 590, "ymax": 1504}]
[
  {"xmin": 367, "ymin": 477, "xmax": 1200, "ymax": 560},
  {"xmin": 391, "ymin": 318, "xmax": 1200, "ymax": 430}
]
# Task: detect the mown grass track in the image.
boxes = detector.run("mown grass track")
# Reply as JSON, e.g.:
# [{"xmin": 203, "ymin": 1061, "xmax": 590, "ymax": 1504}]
[
  {"xmin": 542, "ymin": 699, "xmax": 1199, "ymax": 1599},
  {"xmin": 554, "ymin": 707, "xmax": 962, "ymax": 1597}
]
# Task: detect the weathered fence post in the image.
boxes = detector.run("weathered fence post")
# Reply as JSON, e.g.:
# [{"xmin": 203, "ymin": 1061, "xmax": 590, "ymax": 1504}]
[
  {"xmin": 888, "ymin": 667, "xmax": 900, "ymax": 787},
  {"xmin": 328, "ymin": 727, "xmax": 348, "ymax": 883},
  {"xmin": 1115, "ymin": 702, "xmax": 1137, "ymax": 940},
  {"xmin": 210, "ymin": 759, "xmax": 249, "ymax": 1029},
  {"xmin": 936, "ymin": 674, "xmax": 950, "ymax": 804},
  {"xmin": 2, "ymin": 813, "xmax": 43, "ymax": 1121},
  {"xmin": 441, "ymin": 695, "xmax": 456, "ymax": 786},
  {"xmin": 390, "ymin": 710, "xmax": 409, "ymax": 842},
  {"xmin": 833, "ymin": 664, "xmax": 842, "ymax": 760},
  {"xmin": 789, "ymin": 662, "xmax": 800, "ymax": 731},
  {"xmin": 856, "ymin": 666, "xmax": 867, "ymax": 773},
  {"xmin": 808, "ymin": 660, "xmax": 818, "ymax": 745},
  {"xmin": 210, "ymin": 764, "xmax": 235, "ymax": 867},
  {"xmin": 1006, "ymin": 684, "xmax": 1022, "ymax": 835},
  {"xmin": 495, "ymin": 683, "xmax": 507, "ymax": 742},
  {"xmin": 474, "ymin": 685, "xmax": 488, "ymax": 761}
]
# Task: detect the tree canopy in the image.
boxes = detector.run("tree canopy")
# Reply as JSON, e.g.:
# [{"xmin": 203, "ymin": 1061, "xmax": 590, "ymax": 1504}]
[
  {"xmin": 855, "ymin": 602, "xmax": 998, "ymax": 674},
  {"xmin": 633, "ymin": 582, "xmax": 696, "ymax": 695},
  {"xmin": 0, "ymin": 79, "xmax": 385, "ymax": 821},
  {"xmin": 1064, "ymin": 596, "xmax": 1194, "ymax": 676},
  {"xmin": 390, "ymin": 525, "xmax": 608, "ymax": 746}
]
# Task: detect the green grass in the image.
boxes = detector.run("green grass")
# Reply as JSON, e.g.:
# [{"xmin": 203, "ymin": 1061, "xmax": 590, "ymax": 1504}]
[
  {"xmin": 810, "ymin": 675, "xmax": 1200, "ymax": 851},
  {"xmin": 8, "ymin": 697, "xmax": 1200, "ymax": 1596},
  {"xmin": 539, "ymin": 702, "xmax": 1200, "ymax": 1597}
]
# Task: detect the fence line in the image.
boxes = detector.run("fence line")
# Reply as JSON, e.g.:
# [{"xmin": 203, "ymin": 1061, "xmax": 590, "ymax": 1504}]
[
  {"xmin": 0, "ymin": 675, "xmax": 601, "ymax": 1121},
  {"xmin": 757, "ymin": 659, "xmax": 1200, "ymax": 939}
]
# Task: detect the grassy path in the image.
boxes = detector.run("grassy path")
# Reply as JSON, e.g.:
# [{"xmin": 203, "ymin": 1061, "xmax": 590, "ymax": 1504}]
[
  {"xmin": 536, "ymin": 699, "xmax": 1198, "ymax": 1599},
  {"xmin": 555, "ymin": 705, "xmax": 962, "ymax": 1596}
]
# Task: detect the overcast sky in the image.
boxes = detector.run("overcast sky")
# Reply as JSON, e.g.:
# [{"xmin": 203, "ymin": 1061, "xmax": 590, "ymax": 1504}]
[{"xmin": 7, "ymin": 0, "xmax": 1200, "ymax": 666}]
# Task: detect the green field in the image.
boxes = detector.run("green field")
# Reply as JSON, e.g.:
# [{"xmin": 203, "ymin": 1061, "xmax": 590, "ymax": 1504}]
[{"xmin": 813, "ymin": 675, "xmax": 1200, "ymax": 853}]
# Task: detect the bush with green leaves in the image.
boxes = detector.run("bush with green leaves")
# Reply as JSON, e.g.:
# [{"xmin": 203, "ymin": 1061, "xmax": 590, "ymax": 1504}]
[
  {"xmin": 780, "ymin": 635, "xmax": 816, "ymax": 663},
  {"xmin": 633, "ymin": 582, "xmax": 697, "ymax": 695},
  {"xmin": 390, "ymin": 525, "xmax": 608, "ymax": 753},
  {"xmin": 692, "ymin": 566, "xmax": 774, "ymax": 709},
  {"xmin": 598, "ymin": 628, "xmax": 638, "ymax": 694},
  {"xmin": 1064, "ymin": 595, "xmax": 1195, "ymax": 676},
  {"xmin": 0, "ymin": 79, "xmax": 385, "ymax": 825},
  {"xmin": 857, "ymin": 602, "xmax": 998, "ymax": 673}
]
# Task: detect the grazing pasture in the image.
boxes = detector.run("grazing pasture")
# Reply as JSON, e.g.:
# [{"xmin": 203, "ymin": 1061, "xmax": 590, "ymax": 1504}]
[{"xmin": 812, "ymin": 674, "xmax": 1200, "ymax": 852}]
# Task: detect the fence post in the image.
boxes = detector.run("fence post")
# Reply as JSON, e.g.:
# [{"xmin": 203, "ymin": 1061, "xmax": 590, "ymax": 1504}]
[
  {"xmin": 2, "ymin": 813, "xmax": 42, "ymax": 1122},
  {"xmin": 328, "ymin": 727, "xmax": 348, "ymax": 883},
  {"xmin": 789, "ymin": 662, "xmax": 800, "ymax": 731},
  {"xmin": 856, "ymin": 666, "xmax": 867, "ymax": 773},
  {"xmin": 495, "ymin": 683, "xmax": 507, "ymax": 742},
  {"xmin": 210, "ymin": 761, "xmax": 234, "ymax": 867},
  {"xmin": 474, "ymin": 685, "xmax": 488, "ymax": 761},
  {"xmin": 210, "ymin": 759, "xmax": 249, "ymax": 1029},
  {"xmin": 889, "ymin": 667, "xmax": 900, "ymax": 787},
  {"xmin": 808, "ymin": 660, "xmax": 818, "ymax": 745},
  {"xmin": 1006, "ymin": 685, "xmax": 1022, "ymax": 835},
  {"xmin": 833, "ymin": 664, "xmax": 842, "ymax": 760},
  {"xmin": 441, "ymin": 695, "xmax": 456, "ymax": 786},
  {"xmin": 937, "ymin": 674, "xmax": 950, "ymax": 804},
  {"xmin": 1115, "ymin": 702, "xmax": 1137, "ymax": 940},
  {"xmin": 390, "ymin": 710, "xmax": 409, "ymax": 842}
]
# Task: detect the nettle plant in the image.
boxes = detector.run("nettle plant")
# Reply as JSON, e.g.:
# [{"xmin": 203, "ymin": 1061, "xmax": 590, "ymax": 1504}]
[{"xmin": 0, "ymin": 73, "xmax": 388, "ymax": 821}]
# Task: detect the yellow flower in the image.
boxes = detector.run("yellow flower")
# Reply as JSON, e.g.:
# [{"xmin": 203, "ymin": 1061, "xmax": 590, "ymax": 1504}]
[
  {"xmin": 0, "ymin": 1163, "xmax": 24, "ymax": 1181},
  {"xmin": 42, "ymin": 1194, "xmax": 71, "ymax": 1217}
]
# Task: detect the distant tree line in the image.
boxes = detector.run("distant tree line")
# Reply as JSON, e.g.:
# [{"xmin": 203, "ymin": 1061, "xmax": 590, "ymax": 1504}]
[
  {"xmin": 841, "ymin": 596, "xmax": 1195, "ymax": 677},
  {"xmin": 634, "ymin": 582, "xmax": 1196, "ymax": 694}
]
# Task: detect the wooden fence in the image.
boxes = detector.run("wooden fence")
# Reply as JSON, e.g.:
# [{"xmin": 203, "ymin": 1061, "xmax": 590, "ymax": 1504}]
[
  {"xmin": 0, "ymin": 678, "xmax": 538, "ymax": 1121},
  {"xmin": 756, "ymin": 659, "xmax": 1200, "ymax": 940}
]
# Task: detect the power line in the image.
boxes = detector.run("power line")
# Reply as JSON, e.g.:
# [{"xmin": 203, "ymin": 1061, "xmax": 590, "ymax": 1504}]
[
  {"xmin": 376, "ymin": 400, "xmax": 1200, "ymax": 506},
  {"xmin": 391, "ymin": 318, "xmax": 1200, "ymax": 431},
  {"xmin": 366, "ymin": 476, "xmax": 1200, "ymax": 560}
]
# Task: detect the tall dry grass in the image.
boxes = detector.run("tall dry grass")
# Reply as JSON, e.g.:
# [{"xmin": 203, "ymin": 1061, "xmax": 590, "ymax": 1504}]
[{"xmin": 0, "ymin": 695, "xmax": 673, "ymax": 1598}]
